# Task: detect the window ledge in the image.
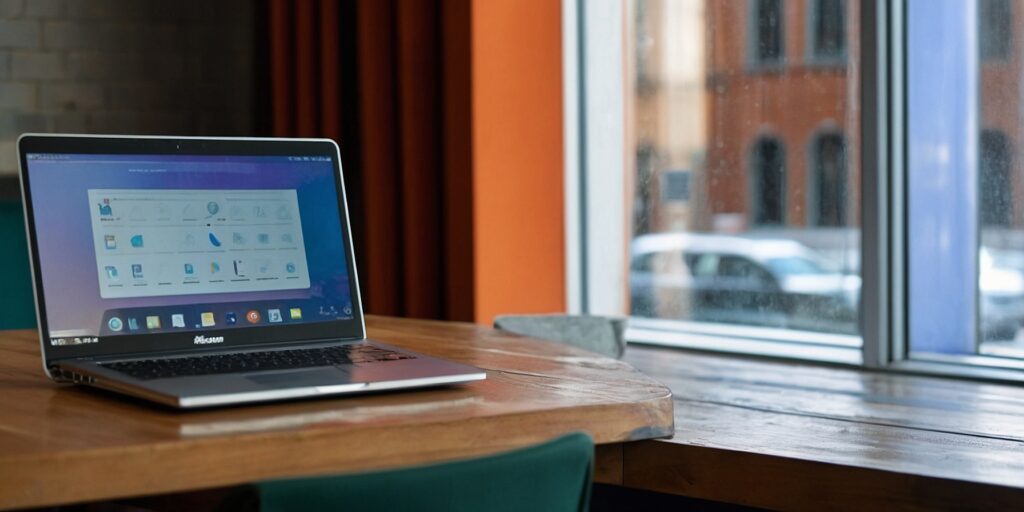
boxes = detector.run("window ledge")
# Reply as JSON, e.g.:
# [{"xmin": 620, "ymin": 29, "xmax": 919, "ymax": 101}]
[
  {"xmin": 616, "ymin": 345, "xmax": 1024, "ymax": 510},
  {"xmin": 627, "ymin": 318, "xmax": 861, "ymax": 365}
]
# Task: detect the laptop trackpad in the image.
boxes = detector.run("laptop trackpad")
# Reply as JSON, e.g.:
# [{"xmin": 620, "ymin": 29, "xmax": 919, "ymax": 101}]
[{"xmin": 246, "ymin": 368, "xmax": 350, "ymax": 387}]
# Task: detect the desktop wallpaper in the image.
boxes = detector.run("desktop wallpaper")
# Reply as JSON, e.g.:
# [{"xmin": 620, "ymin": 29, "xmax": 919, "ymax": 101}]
[{"xmin": 26, "ymin": 154, "xmax": 354, "ymax": 339}]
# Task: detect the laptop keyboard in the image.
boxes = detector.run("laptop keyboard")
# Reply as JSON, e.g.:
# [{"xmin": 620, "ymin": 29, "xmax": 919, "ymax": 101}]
[{"xmin": 102, "ymin": 344, "xmax": 415, "ymax": 381}]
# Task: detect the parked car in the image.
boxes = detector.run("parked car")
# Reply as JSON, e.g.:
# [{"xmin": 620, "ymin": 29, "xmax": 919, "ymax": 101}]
[
  {"xmin": 630, "ymin": 233, "xmax": 1024, "ymax": 340},
  {"xmin": 979, "ymin": 247, "xmax": 1024, "ymax": 341},
  {"xmin": 630, "ymin": 233, "xmax": 860, "ymax": 334}
]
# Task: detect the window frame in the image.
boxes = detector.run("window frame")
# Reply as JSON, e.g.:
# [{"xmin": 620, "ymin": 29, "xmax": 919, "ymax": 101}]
[
  {"xmin": 748, "ymin": 0, "xmax": 787, "ymax": 70},
  {"xmin": 565, "ymin": 0, "xmax": 1024, "ymax": 384},
  {"xmin": 807, "ymin": 129, "xmax": 849, "ymax": 227},
  {"xmin": 748, "ymin": 135, "xmax": 788, "ymax": 227},
  {"xmin": 806, "ymin": 0, "xmax": 849, "ymax": 65}
]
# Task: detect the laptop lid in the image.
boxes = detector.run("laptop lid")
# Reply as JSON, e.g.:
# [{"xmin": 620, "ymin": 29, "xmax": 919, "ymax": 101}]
[{"xmin": 17, "ymin": 135, "xmax": 365, "ymax": 370}]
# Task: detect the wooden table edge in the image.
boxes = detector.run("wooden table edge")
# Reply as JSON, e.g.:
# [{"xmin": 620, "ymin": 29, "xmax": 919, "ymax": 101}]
[{"xmin": 0, "ymin": 396, "xmax": 673, "ymax": 509}]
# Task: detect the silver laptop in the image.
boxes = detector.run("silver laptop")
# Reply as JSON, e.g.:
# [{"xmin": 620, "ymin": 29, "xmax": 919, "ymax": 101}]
[{"xmin": 17, "ymin": 134, "xmax": 485, "ymax": 408}]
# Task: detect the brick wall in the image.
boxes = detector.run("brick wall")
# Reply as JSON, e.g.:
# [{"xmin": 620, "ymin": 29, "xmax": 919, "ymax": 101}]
[{"xmin": 0, "ymin": 0, "xmax": 257, "ymax": 175}]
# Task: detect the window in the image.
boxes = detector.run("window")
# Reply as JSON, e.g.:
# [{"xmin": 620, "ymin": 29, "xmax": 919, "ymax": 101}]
[
  {"xmin": 810, "ymin": 0, "xmax": 846, "ymax": 61},
  {"xmin": 979, "ymin": 130, "xmax": 1012, "ymax": 227},
  {"xmin": 979, "ymin": 0, "xmax": 1012, "ymax": 61},
  {"xmin": 634, "ymin": 143, "xmax": 659, "ymax": 236},
  {"xmin": 811, "ymin": 133, "xmax": 848, "ymax": 227},
  {"xmin": 751, "ymin": 0, "xmax": 785, "ymax": 65},
  {"xmin": 570, "ymin": 0, "xmax": 1024, "ymax": 380},
  {"xmin": 661, "ymin": 171, "xmax": 691, "ymax": 203},
  {"xmin": 750, "ymin": 137, "xmax": 787, "ymax": 226}
]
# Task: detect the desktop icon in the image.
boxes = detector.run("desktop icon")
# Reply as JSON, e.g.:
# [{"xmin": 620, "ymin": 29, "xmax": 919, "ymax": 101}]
[
  {"xmin": 130, "ymin": 234, "xmax": 144, "ymax": 248},
  {"xmin": 246, "ymin": 310, "xmax": 261, "ymax": 324},
  {"xmin": 268, "ymin": 309, "xmax": 283, "ymax": 323},
  {"xmin": 225, "ymin": 312, "xmax": 238, "ymax": 325},
  {"xmin": 209, "ymin": 232, "xmax": 222, "ymax": 247},
  {"xmin": 127, "ymin": 318, "xmax": 140, "ymax": 331},
  {"xmin": 289, "ymin": 308, "xmax": 302, "ymax": 320},
  {"xmin": 258, "ymin": 233, "xmax": 269, "ymax": 244},
  {"xmin": 201, "ymin": 312, "xmax": 215, "ymax": 327},
  {"xmin": 233, "ymin": 259, "xmax": 246, "ymax": 277},
  {"xmin": 146, "ymin": 316, "xmax": 161, "ymax": 329},
  {"xmin": 281, "ymin": 233, "xmax": 293, "ymax": 244},
  {"xmin": 107, "ymin": 317, "xmax": 123, "ymax": 332},
  {"xmin": 210, "ymin": 261, "xmax": 221, "ymax": 274},
  {"xmin": 156, "ymin": 204, "xmax": 172, "ymax": 219},
  {"xmin": 171, "ymin": 314, "xmax": 185, "ymax": 328},
  {"xmin": 98, "ymin": 201, "xmax": 113, "ymax": 216},
  {"xmin": 285, "ymin": 262, "xmax": 296, "ymax": 273},
  {"xmin": 207, "ymin": 201, "xmax": 220, "ymax": 216},
  {"xmin": 104, "ymin": 266, "xmax": 118, "ymax": 280},
  {"xmin": 233, "ymin": 232, "xmax": 246, "ymax": 245},
  {"xmin": 131, "ymin": 264, "xmax": 143, "ymax": 279},
  {"xmin": 104, "ymin": 235, "xmax": 117, "ymax": 250},
  {"xmin": 184, "ymin": 263, "xmax": 194, "ymax": 275}
]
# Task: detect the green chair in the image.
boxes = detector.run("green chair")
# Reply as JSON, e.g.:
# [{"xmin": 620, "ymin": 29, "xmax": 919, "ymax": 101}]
[
  {"xmin": 0, "ymin": 200, "xmax": 35, "ymax": 330},
  {"xmin": 258, "ymin": 432, "xmax": 594, "ymax": 512}
]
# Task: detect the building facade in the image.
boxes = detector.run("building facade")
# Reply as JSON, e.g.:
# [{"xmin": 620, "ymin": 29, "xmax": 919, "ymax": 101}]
[{"xmin": 633, "ymin": 0, "xmax": 1022, "ymax": 237}]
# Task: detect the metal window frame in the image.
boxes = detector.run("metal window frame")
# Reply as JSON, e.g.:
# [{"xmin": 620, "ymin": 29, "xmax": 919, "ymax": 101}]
[{"xmin": 566, "ymin": 0, "xmax": 1024, "ymax": 384}]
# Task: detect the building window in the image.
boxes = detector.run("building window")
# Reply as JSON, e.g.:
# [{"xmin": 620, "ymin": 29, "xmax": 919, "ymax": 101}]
[
  {"xmin": 810, "ymin": 0, "xmax": 846, "ymax": 61},
  {"xmin": 751, "ymin": 137, "xmax": 786, "ymax": 226},
  {"xmin": 811, "ymin": 133, "xmax": 848, "ymax": 227},
  {"xmin": 634, "ymin": 143, "xmax": 659, "ymax": 236},
  {"xmin": 751, "ymin": 0, "xmax": 784, "ymax": 65},
  {"xmin": 980, "ymin": 130, "xmax": 1012, "ymax": 227},
  {"xmin": 979, "ymin": 0, "xmax": 1011, "ymax": 61},
  {"xmin": 661, "ymin": 170, "xmax": 691, "ymax": 203}
]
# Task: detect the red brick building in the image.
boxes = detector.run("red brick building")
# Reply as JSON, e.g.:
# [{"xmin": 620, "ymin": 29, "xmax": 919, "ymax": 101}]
[
  {"xmin": 700, "ymin": 0, "xmax": 1022, "ymax": 232},
  {"xmin": 703, "ymin": 0, "xmax": 861, "ymax": 230}
]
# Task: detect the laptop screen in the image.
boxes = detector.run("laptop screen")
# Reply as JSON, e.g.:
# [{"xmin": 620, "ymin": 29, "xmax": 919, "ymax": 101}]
[{"xmin": 23, "ymin": 148, "xmax": 358, "ymax": 352}]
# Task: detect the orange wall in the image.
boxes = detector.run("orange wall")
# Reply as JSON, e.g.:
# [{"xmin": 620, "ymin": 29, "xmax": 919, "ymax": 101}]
[{"xmin": 471, "ymin": 0, "xmax": 566, "ymax": 324}]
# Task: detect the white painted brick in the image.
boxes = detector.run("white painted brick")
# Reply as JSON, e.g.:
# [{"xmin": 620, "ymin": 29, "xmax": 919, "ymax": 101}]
[
  {"xmin": 25, "ymin": 0, "xmax": 66, "ymax": 18},
  {"xmin": 50, "ymin": 112, "xmax": 88, "ymax": 132},
  {"xmin": 13, "ymin": 112, "xmax": 46, "ymax": 132},
  {"xmin": 40, "ymin": 83, "xmax": 103, "ymax": 110},
  {"xmin": 11, "ymin": 50, "xmax": 62, "ymax": 79},
  {"xmin": 0, "ymin": 115, "xmax": 14, "ymax": 137},
  {"xmin": 42, "ymin": 20, "xmax": 130, "ymax": 50},
  {"xmin": 0, "ymin": 20, "xmax": 40, "ymax": 48},
  {"xmin": 0, "ymin": 82, "xmax": 34, "ymax": 109},
  {"xmin": 0, "ymin": 140, "xmax": 16, "ymax": 176},
  {"xmin": 0, "ymin": 0, "xmax": 24, "ymax": 18}
]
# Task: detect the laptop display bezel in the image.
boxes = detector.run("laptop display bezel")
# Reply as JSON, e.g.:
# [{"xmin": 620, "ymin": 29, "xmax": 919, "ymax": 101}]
[{"xmin": 18, "ymin": 134, "xmax": 366, "ymax": 366}]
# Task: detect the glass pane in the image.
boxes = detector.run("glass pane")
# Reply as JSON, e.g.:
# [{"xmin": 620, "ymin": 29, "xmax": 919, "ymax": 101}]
[
  {"xmin": 908, "ymin": 0, "xmax": 1024, "ymax": 360},
  {"xmin": 627, "ymin": 0, "xmax": 861, "ymax": 341}
]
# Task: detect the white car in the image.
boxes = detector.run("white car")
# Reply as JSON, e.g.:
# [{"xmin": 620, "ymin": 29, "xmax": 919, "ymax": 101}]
[{"xmin": 630, "ymin": 233, "xmax": 859, "ymax": 334}]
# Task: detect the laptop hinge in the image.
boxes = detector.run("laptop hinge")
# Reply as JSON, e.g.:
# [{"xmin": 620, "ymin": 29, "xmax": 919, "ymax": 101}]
[
  {"xmin": 48, "ymin": 364, "xmax": 94, "ymax": 384},
  {"xmin": 61, "ymin": 337, "xmax": 361, "ymax": 365}
]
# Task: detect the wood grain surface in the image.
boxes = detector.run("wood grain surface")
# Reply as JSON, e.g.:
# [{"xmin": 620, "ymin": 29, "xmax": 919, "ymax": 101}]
[
  {"xmin": 0, "ymin": 316, "xmax": 673, "ymax": 510},
  {"xmin": 622, "ymin": 345, "xmax": 1024, "ymax": 511}
]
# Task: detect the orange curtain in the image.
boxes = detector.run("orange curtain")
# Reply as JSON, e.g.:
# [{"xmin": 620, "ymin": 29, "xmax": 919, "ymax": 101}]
[{"xmin": 269, "ymin": 0, "xmax": 473, "ymax": 321}]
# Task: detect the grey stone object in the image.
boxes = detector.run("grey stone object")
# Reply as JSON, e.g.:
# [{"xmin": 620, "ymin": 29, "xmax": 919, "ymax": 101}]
[{"xmin": 493, "ymin": 314, "xmax": 627, "ymax": 359}]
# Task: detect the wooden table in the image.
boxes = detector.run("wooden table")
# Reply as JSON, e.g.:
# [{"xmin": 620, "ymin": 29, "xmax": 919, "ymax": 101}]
[
  {"xmin": 619, "ymin": 346, "xmax": 1024, "ymax": 511},
  {"xmin": 0, "ymin": 316, "xmax": 673, "ymax": 510}
]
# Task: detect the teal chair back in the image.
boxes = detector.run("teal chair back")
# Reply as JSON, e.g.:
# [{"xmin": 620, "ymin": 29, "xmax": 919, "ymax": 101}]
[
  {"xmin": 0, "ymin": 200, "xmax": 35, "ymax": 330},
  {"xmin": 258, "ymin": 432, "xmax": 594, "ymax": 512}
]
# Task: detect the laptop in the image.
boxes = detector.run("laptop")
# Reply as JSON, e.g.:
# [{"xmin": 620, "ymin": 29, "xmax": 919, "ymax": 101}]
[{"xmin": 17, "ymin": 134, "xmax": 486, "ymax": 408}]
